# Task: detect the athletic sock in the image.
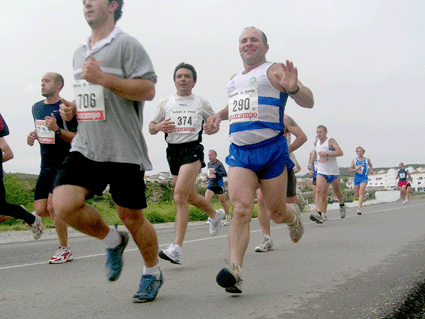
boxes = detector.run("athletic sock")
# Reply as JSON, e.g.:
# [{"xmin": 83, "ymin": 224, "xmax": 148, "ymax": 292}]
[
  {"xmin": 102, "ymin": 227, "xmax": 121, "ymax": 249},
  {"xmin": 143, "ymin": 264, "xmax": 160, "ymax": 277}
]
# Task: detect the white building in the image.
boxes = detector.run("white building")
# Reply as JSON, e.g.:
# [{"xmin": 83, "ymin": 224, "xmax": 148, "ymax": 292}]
[{"xmin": 367, "ymin": 166, "xmax": 425, "ymax": 191}]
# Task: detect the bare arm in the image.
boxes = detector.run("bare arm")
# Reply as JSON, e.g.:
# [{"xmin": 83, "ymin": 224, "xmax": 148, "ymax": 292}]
[
  {"xmin": 284, "ymin": 115, "xmax": 307, "ymax": 153},
  {"xmin": 203, "ymin": 105, "xmax": 228, "ymax": 135},
  {"xmin": 327, "ymin": 138, "xmax": 343, "ymax": 157},
  {"xmin": 348, "ymin": 159, "xmax": 357, "ymax": 173},
  {"xmin": 268, "ymin": 61, "xmax": 314, "ymax": 109},
  {"xmin": 149, "ymin": 119, "xmax": 175, "ymax": 135},
  {"xmin": 368, "ymin": 158, "xmax": 374, "ymax": 174},
  {"xmin": 0, "ymin": 137, "xmax": 13, "ymax": 163}
]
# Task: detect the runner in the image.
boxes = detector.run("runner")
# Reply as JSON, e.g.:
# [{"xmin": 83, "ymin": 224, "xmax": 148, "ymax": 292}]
[
  {"xmin": 396, "ymin": 162, "xmax": 411, "ymax": 204},
  {"xmin": 149, "ymin": 62, "xmax": 225, "ymax": 265},
  {"xmin": 27, "ymin": 72, "xmax": 77, "ymax": 263},
  {"xmin": 307, "ymin": 148, "xmax": 320, "ymax": 218},
  {"xmin": 255, "ymin": 114, "xmax": 307, "ymax": 252},
  {"xmin": 205, "ymin": 149, "xmax": 231, "ymax": 226},
  {"xmin": 349, "ymin": 146, "xmax": 373, "ymax": 214},
  {"xmin": 53, "ymin": 0, "xmax": 163, "ymax": 303},
  {"xmin": 309, "ymin": 125, "xmax": 346, "ymax": 224},
  {"xmin": 0, "ymin": 113, "xmax": 43, "ymax": 239},
  {"xmin": 204, "ymin": 26, "xmax": 314, "ymax": 293}
]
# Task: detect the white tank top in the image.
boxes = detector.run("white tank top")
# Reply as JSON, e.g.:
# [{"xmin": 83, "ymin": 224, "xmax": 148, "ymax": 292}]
[{"xmin": 316, "ymin": 138, "xmax": 339, "ymax": 175}]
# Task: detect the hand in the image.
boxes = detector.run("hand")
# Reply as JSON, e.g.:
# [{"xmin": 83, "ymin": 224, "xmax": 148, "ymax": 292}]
[
  {"xmin": 203, "ymin": 114, "xmax": 221, "ymax": 135},
  {"xmin": 27, "ymin": 131, "xmax": 36, "ymax": 146},
  {"xmin": 60, "ymin": 98, "xmax": 76, "ymax": 121},
  {"xmin": 309, "ymin": 170, "xmax": 313, "ymax": 177},
  {"xmin": 81, "ymin": 54, "xmax": 106, "ymax": 85},
  {"xmin": 44, "ymin": 113, "xmax": 59, "ymax": 131},
  {"xmin": 273, "ymin": 60, "xmax": 298, "ymax": 93},
  {"xmin": 156, "ymin": 118, "xmax": 175, "ymax": 133},
  {"xmin": 318, "ymin": 151, "xmax": 327, "ymax": 158}
]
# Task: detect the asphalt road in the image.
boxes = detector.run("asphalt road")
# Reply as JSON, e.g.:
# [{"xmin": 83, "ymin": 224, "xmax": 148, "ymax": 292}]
[{"xmin": 1, "ymin": 199, "xmax": 425, "ymax": 319}]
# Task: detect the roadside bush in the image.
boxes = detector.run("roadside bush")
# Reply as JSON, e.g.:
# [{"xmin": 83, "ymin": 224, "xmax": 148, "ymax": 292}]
[{"xmin": 4, "ymin": 174, "xmax": 32, "ymax": 206}]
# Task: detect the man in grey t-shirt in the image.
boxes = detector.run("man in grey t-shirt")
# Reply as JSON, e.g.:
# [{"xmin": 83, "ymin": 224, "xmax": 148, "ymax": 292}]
[{"xmin": 53, "ymin": 0, "xmax": 163, "ymax": 303}]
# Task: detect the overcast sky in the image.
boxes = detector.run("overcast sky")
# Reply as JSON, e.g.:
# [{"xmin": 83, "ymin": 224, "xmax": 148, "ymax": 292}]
[{"xmin": 1, "ymin": 0, "xmax": 424, "ymax": 177}]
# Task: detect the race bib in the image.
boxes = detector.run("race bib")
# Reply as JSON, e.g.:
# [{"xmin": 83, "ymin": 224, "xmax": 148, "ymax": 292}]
[
  {"xmin": 228, "ymin": 86, "xmax": 259, "ymax": 124},
  {"xmin": 400, "ymin": 173, "xmax": 406, "ymax": 179},
  {"xmin": 35, "ymin": 120, "xmax": 55, "ymax": 144},
  {"xmin": 74, "ymin": 80, "xmax": 105, "ymax": 122},
  {"xmin": 357, "ymin": 165, "xmax": 364, "ymax": 174},
  {"xmin": 169, "ymin": 109, "xmax": 198, "ymax": 134}
]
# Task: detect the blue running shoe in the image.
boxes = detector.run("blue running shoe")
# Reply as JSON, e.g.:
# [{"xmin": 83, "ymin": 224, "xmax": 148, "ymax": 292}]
[
  {"xmin": 132, "ymin": 269, "xmax": 164, "ymax": 303},
  {"xmin": 105, "ymin": 228, "xmax": 129, "ymax": 281}
]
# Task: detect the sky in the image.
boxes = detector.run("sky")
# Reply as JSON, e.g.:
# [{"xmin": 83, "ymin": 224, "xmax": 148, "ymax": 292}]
[{"xmin": 0, "ymin": 0, "xmax": 424, "ymax": 177}]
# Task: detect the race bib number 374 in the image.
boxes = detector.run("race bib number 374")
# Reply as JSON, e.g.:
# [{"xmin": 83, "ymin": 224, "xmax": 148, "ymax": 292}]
[{"xmin": 74, "ymin": 80, "xmax": 106, "ymax": 122}]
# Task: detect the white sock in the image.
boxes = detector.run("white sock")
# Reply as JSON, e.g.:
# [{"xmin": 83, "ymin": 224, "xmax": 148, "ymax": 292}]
[
  {"xmin": 287, "ymin": 213, "xmax": 297, "ymax": 226},
  {"xmin": 143, "ymin": 264, "xmax": 160, "ymax": 277},
  {"xmin": 102, "ymin": 227, "xmax": 121, "ymax": 249}
]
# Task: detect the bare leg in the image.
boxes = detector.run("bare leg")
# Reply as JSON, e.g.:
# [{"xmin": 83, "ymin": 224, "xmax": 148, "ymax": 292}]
[
  {"xmin": 116, "ymin": 205, "xmax": 158, "ymax": 268},
  {"xmin": 331, "ymin": 177, "xmax": 344, "ymax": 204},
  {"xmin": 53, "ymin": 185, "xmax": 110, "ymax": 240},
  {"xmin": 315, "ymin": 175, "xmax": 330, "ymax": 213},
  {"xmin": 256, "ymin": 188, "xmax": 270, "ymax": 237},
  {"xmin": 47, "ymin": 193, "xmax": 68, "ymax": 247}
]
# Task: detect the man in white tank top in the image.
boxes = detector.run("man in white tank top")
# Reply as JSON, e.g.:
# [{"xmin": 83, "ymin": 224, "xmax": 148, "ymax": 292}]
[
  {"xmin": 204, "ymin": 27, "xmax": 314, "ymax": 294},
  {"xmin": 308, "ymin": 125, "xmax": 346, "ymax": 223}
]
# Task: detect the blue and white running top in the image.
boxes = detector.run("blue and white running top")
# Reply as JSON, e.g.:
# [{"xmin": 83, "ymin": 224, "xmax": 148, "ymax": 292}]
[
  {"xmin": 226, "ymin": 62, "xmax": 288, "ymax": 146},
  {"xmin": 354, "ymin": 157, "xmax": 369, "ymax": 177}
]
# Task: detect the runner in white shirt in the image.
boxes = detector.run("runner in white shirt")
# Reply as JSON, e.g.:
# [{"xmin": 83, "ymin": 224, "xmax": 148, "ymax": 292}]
[
  {"xmin": 308, "ymin": 125, "xmax": 346, "ymax": 223},
  {"xmin": 149, "ymin": 62, "xmax": 225, "ymax": 265}
]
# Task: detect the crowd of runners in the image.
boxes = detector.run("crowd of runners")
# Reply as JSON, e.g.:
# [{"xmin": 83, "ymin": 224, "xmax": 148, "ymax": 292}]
[{"xmin": 0, "ymin": 0, "xmax": 413, "ymax": 303}]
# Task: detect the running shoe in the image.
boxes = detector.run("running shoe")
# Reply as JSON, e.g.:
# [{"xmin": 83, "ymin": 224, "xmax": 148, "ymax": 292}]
[
  {"xmin": 49, "ymin": 246, "xmax": 74, "ymax": 264},
  {"xmin": 132, "ymin": 269, "xmax": 164, "ymax": 303},
  {"xmin": 322, "ymin": 213, "xmax": 328, "ymax": 221},
  {"xmin": 209, "ymin": 209, "xmax": 225, "ymax": 236},
  {"xmin": 287, "ymin": 203, "xmax": 304, "ymax": 243},
  {"xmin": 339, "ymin": 204, "xmax": 346, "ymax": 218},
  {"xmin": 105, "ymin": 229, "xmax": 129, "ymax": 281},
  {"xmin": 205, "ymin": 220, "xmax": 211, "ymax": 225},
  {"xmin": 296, "ymin": 187, "xmax": 307, "ymax": 211},
  {"xmin": 159, "ymin": 242, "xmax": 182, "ymax": 264},
  {"xmin": 310, "ymin": 212, "xmax": 323, "ymax": 224},
  {"xmin": 29, "ymin": 212, "xmax": 43, "ymax": 240},
  {"xmin": 357, "ymin": 210, "xmax": 362, "ymax": 215},
  {"xmin": 255, "ymin": 236, "xmax": 273, "ymax": 252},
  {"xmin": 223, "ymin": 215, "xmax": 231, "ymax": 226},
  {"xmin": 216, "ymin": 263, "xmax": 243, "ymax": 294}
]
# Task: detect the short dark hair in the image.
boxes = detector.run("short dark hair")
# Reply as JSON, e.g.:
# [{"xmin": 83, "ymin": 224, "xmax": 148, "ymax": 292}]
[
  {"xmin": 208, "ymin": 149, "xmax": 217, "ymax": 155},
  {"xmin": 173, "ymin": 62, "xmax": 197, "ymax": 82},
  {"xmin": 54, "ymin": 73, "xmax": 64, "ymax": 91},
  {"xmin": 109, "ymin": 0, "xmax": 123, "ymax": 22},
  {"xmin": 317, "ymin": 125, "xmax": 327, "ymax": 132}
]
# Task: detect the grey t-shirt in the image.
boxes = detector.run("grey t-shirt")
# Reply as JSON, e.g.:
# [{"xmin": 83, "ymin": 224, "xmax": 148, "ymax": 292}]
[{"xmin": 71, "ymin": 27, "xmax": 156, "ymax": 171}]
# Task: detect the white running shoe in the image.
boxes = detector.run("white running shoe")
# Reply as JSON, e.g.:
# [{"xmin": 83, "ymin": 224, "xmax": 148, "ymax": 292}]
[
  {"xmin": 49, "ymin": 247, "xmax": 74, "ymax": 264},
  {"xmin": 340, "ymin": 204, "xmax": 346, "ymax": 218},
  {"xmin": 255, "ymin": 236, "xmax": 273, "ymax": 252},
  {"xmin": 310, "ymin": 212, "xmax": 324, "ymax": 224},
  {"xmin": 223, "ymin": 215, "xmax": 231, "ymax": 226},
  {"xmin": 322, "ymin": 213, "xmax": 328, "ymax": 221},
  {"xmin": 29, "ymin": 212, "xmax": 43, "ymax": 240},
  {"xmin": 209, "ymin": 209, "xmax": 225, "ymax": 236},
  {"xmin": 288, "ymin": 203, "xmax": 304, "ymax": 243},
  {"xmin": 159, "ymin": 243, "xmax": 182, "ymax": 264},
  {"xmin": 216, "ymin": 263, "xmax": 243, "ymax": 294}
]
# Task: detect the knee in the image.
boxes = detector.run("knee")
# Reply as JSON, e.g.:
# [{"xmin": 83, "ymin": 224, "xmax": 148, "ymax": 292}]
[{"xmin": 173, "ymin": 189, "xmax": 188, "ymax": 206}]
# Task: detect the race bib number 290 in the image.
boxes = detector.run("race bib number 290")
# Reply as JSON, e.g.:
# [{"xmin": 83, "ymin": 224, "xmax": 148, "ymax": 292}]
[
  {"xmin": 74, "ymin": 80, "xmax": 105, "ymax": 121},
  {"xmin": 228, "ymin": 86, "xmax": 259, "ymax": 124}
]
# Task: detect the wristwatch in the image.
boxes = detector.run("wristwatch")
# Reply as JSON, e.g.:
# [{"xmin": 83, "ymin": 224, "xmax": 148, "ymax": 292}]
[{"xmin": 55, "ymin": 128, "xmax": 61, "ymax": 136}]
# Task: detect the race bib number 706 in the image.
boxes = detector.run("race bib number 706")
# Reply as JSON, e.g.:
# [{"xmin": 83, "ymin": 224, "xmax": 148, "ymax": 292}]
[{"xmin": 73, "ymin": 80, "xmax": 106, "ymax": 122}]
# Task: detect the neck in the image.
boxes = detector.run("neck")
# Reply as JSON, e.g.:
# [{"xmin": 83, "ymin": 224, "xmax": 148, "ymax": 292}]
[
  {"xmin": 243, "ymin": 59, "xmax": 266, "ymax": 74},
  {"xmin": 44, "ymin": 95, "xmax": 60, "ymax": 105},
  {"xmin": 90, "ymin": 23, "xmax": 115, "ymax": 48}
]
